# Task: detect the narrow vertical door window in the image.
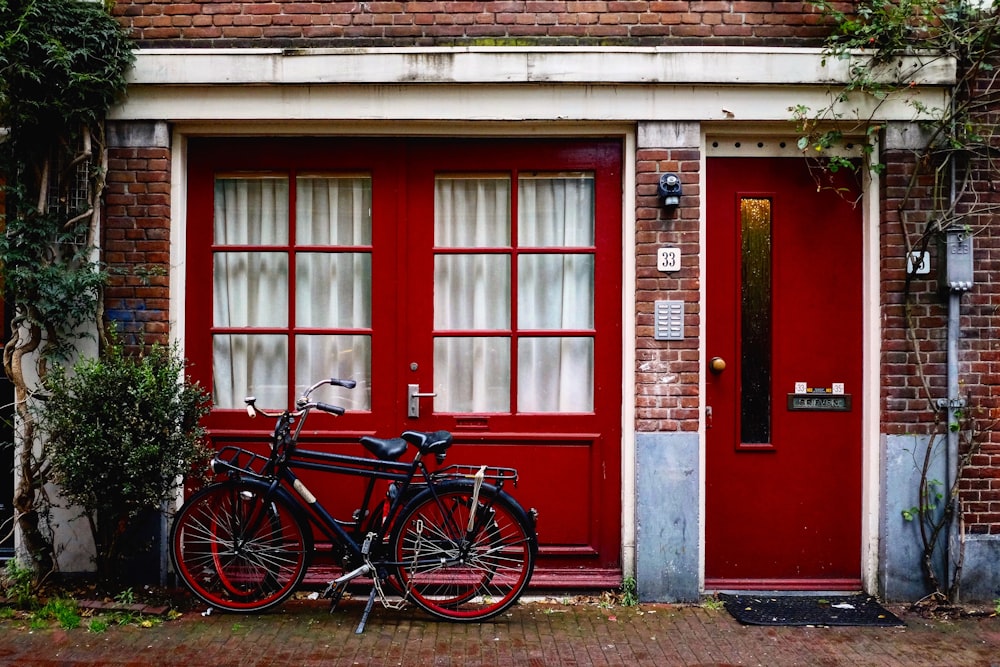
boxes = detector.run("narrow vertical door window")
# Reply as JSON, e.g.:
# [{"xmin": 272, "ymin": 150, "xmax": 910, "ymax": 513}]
[{"xmin": 740, "ymin": 197, "xmax": 772, "ymax": 445}]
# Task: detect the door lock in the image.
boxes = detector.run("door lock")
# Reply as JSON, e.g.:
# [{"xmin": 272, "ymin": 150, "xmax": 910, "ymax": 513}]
[{"xmin": 407, "ymin": 384, "xmax": 437, "ymax": 418}]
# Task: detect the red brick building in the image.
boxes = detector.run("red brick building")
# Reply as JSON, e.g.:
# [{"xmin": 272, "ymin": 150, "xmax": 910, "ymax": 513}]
[{"xmin": 90, "ymin": 1, "xmax": 998, "ymax": 601}]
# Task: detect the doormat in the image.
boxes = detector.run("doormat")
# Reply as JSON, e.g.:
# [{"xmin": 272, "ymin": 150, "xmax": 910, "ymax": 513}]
[{"xmin": 719, "ymin": 593, "xmax": 904, "ymax": 627}]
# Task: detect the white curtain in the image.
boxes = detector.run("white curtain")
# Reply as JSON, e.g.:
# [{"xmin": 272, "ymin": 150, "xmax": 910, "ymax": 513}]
[
  {"xmin": 433, "ymin": 174, "xmax": 595, "ymax": 414},
  {"xmin": 213, "ymin": 177, "xmax": 289, "ymax": 408},
  {"xmin": 212, "ymin": 175, "xmax": 372, "ymax": 410}
]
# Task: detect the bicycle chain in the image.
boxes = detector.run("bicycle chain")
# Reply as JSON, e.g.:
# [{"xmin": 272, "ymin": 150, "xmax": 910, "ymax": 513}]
[{"xmin": 367, "ymin": 518, "xmax": 423, "ymax": 610}]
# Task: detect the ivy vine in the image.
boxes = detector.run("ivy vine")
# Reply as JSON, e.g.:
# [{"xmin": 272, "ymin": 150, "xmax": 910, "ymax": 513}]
[{"xmin": 0, "ymin": 0, "xmax": 134, "ymax": 581}]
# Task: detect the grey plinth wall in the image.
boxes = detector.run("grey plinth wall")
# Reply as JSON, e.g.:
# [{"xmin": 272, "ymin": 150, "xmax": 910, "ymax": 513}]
[
  {"xmin": 880, "ymin": 433, "xmax": 1000, "ymax": 602},
  {"xmin": 635, "ymin": 432, "xmax": 700, "ymax": 602}
]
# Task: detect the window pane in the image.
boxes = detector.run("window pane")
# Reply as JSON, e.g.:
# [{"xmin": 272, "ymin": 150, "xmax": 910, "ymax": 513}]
[
  {"xmin": 296, "ymin": 175, "xmax": 372, "ymax": 245},
  {"xmin": 213, "ymin": 252, "xmax": 288, "ymax": 327},
  {"xmin": 214, "ymin": 176, "xmax": 288, "ymax": 245},
  {"xmin": 518, "ymin": 254, "xmax": 594, "ymax": 329},
  {"xmin": 435, "ymin": 176, "xmax": 511, "ymax": 248},
  {"xmin": 213, "ymin": 334, "xmax": 287, "ymax": 409},
  {"xmin": 296, "ymin": 335, "xmax": 371, "ymax": 410},
  {"xmin": 434, "ymin": 255, "xmax": 511, "ymax": 329},
  {"xmin": 296, "ymin": 253, "xmax": 371, "ymax": 328},
  {"xmin": 433, "ymin": 337, "xmax": 510, "ymax": 413},
  {"xmin": 518, "ymin": 337, "xmax": 593, "ymax": 412},
  {"xmin": 518, "ymin": 174, "xmax": 595, "ymax": 247},
  {"xmin": 740, "ymin": 197, "xmax": 772, "ymax": 444}
]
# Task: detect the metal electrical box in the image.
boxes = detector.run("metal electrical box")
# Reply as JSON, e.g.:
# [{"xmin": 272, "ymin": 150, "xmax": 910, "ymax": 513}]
[{"xmin": 939, "ymin": 228, "xmax": 974, "ymax": 292}]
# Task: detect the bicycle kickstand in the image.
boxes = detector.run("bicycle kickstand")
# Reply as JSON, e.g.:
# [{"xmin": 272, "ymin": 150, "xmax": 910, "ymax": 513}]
[{"xmin": 355, "ymin": 586, "xmax": 378, "ymax": 634}]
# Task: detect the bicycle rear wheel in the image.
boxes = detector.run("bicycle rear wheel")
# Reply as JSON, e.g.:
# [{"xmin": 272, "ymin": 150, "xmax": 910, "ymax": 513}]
[
  {"xmin": 390, "ymin": 481, "xmax": 536, "ymax": 621},
  {"xmin": 170, "ymin": 481, "xmax": 309, "ymax": 612}
]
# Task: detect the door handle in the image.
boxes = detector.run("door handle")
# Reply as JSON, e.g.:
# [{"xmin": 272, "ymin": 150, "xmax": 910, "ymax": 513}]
[{"xmin": 407, "ymin": 384, "xmax": 437, "ymax": 418}]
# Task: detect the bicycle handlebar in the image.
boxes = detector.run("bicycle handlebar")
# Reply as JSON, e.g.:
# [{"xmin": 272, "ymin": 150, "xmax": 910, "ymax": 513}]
[{"xmin": 244, "ymin": 376, "xmax": 355, "ymax": 419}]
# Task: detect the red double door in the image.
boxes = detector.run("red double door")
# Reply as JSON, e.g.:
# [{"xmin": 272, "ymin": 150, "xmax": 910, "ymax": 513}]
[
  {"xmin": 706, "ymin": 157, "xmax": 864, "ymax": 589},
  {"xmin": 185, "ymin": 138, "xmax": 623, "ymax": 584}
]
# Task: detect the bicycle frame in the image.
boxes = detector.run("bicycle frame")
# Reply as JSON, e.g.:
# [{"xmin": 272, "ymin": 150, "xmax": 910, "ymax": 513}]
[{"xmin": 213, "ymin": 438, "xmax": 437, "ymax": 567}]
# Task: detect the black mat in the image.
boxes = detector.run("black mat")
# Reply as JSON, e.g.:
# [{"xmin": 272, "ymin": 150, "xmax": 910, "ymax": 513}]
[{"xmin": 719, "ymin": 593, "xmax": 904, "ymax": 627}]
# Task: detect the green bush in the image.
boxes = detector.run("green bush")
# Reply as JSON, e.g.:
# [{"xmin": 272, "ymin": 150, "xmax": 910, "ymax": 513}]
[{"xmin": 41, "ymin": 340, "xmax": 211, "ymax": 589}]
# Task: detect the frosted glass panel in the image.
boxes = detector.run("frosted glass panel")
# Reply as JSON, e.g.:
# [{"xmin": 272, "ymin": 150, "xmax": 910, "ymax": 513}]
[
  {"xmin": 518, "ymin": 174, "xmax": 595, "ymax": 247},
  {"xmin": 213, "ymin": 334, "xmax": 287, "ymax": 409},
  {"xmin": 434, "ymin": 255, "xmax": 510, "ymax": 329},
  {"xmin": 296, "ymin": 335, "xmax": 371, "ymax": 410},
  {"xmin": 213, "ymin": 252, "xmax": 288, "ymax": 327},
  {"xmin": 214, "ymin": 177, "xmax": 288, "ymax": 244},
  {"xmin": 433, "ymin": 337, "xmax": 510, "ymax": 413},
  {"xmin": 296, "ymin": 253, "xmax": 371, "ymax": 328},
  {"xmin": 518, "ymin": 254, "xmax": 594, "ymax": 329},
  {"xmin": 435, "ymin": 176, "xmax": 510, "ymax": 247},
  {"xmin": 296, "ymin": 175, "xmax": 372, "ymax": 245},
  {"xmin": 518, "ymin": 337, "xmax": 593, "ymax": 412}
]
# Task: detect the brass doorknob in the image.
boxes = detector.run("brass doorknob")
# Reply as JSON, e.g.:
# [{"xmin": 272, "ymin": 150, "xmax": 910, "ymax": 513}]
[{"xmin": 709, "ymin": 357, "xmax": 726, "ymax": 374}]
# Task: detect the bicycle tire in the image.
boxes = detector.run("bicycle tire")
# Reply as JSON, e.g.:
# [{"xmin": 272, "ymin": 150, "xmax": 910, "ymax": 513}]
[
  {"xmin": 170, "ymin": 481, "xmax": 310, "ymax": 612},
  {"xmin": 389, "ymin": 481, "xmax": 536, "ymax": 621}
]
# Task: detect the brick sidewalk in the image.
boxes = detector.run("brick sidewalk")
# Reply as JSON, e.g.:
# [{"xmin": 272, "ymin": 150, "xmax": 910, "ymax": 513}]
[{"xmin": 0, "ymin": 596, "xmax": 998, "ymax": 666}]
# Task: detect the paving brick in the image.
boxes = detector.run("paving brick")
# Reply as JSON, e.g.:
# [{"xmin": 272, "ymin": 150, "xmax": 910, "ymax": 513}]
[{"xmin": 0, "ymin": 596, "xmax": 998, "ymax": 666}]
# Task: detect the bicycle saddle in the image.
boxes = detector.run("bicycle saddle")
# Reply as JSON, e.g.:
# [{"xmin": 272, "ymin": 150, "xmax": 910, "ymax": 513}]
[
  {"xmin": 401, "ymin": 430, "xmax": 453, "ymax": 455},
  {"xmin": 359, "ymin": 436, "xmax": 408, "ymax": 461}
]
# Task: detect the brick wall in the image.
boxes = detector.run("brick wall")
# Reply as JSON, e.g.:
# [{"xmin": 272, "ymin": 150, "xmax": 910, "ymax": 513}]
[
  {"xmin": 635, "ymin": 145, "xmax": 701, "ymax": 432},
  {"xmin": 113, "ymin": 0, "xmax": 848, "ymax": 48},
  {"xmin": 959, "ymin": 60, "xmax": 1000, "ymax": 532},
  {"xmin": 103, "ymin": 146, "xmax": 172, "ymax": 347},
  {"xmin": 880, "ymin": 148, "xmax": 945, "ymax": 434}
]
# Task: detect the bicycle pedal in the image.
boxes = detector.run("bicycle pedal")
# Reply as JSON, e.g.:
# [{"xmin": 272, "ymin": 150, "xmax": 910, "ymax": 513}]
[{"xmin": 323, "ymin": 581, "xmax": 348, "ymax": 611}]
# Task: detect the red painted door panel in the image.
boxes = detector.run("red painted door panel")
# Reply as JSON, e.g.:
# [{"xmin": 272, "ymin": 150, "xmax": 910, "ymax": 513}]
[
  {"xmin": 186, "ymin": 138, "xmax": 623, "ymax": 582},
  {"xmin": 705, "ymin": 157, "xmax": 863, "ymax": 588}
]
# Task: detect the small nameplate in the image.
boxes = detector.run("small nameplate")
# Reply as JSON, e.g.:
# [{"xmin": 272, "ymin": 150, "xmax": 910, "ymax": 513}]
[{"xmin": 787, "ymin": 394, "xmax": 852, "ymax": 412}]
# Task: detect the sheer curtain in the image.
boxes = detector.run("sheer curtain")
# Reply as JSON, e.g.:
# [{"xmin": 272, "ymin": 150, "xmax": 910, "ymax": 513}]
[
  {"xmin": 212, "ymin": 175, "xmax": 372, "ymax": 410},
  {"xmin": 517, "ymin": 175, "xmax": 594, "ymax": 412},
  {"xmin": 213, "ymin": 176, "xmax": 289, "ymax": 408},
  {"xmin": 434, "ymin": 177, "xmax": 512, "ymax": 412},
  {"xmin": 432, "ymin": 173, "xmax": 595, "ymax": 414},
  {"xmin": 295, "ymin": 175, "xmax": 372, "ymax": 409}
]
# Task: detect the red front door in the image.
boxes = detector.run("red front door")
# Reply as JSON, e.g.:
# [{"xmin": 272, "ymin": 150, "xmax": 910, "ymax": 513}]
[
  {"xmin": 186, "ymin": 138, "xmax": 623, "ymax": 584},
  {"xmin": 705, "ymin": 157, "xmax": 863, "ymax": 589}
]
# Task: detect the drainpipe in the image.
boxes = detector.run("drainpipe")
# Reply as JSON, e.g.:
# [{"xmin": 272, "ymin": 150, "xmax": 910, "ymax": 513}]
[
  {"xmin": 938, "ymin": 122, "xmax": 974, "ymax": 596},
  {"xmin": 942, "ymin": 288, "xmax": 963, "ymax": 596}
]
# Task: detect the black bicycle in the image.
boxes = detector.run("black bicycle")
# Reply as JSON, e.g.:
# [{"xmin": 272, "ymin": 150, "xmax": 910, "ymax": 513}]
[{"xmin": 169, "ymin": 377, "xmax": 538, "ymax": 632}]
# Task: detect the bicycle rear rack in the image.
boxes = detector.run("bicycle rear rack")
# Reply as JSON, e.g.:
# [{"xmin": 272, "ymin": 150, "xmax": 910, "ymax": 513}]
[{"xmin": 431, "ymin": 464, "xmax": 519, "ymax": 487}]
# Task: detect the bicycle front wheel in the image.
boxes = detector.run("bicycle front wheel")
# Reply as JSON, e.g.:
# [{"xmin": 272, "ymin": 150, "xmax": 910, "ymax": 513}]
[
  {"xmin": 390, "ymin": 482, "xmax": 536, "ymax": 621},
  {"xmin": 170, "ymin": 482, "xmax": 309, "ymax": 612}
]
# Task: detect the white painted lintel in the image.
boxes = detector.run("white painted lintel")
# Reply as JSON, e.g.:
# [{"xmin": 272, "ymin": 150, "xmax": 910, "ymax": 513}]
[
  {"xmin": 127, "ymin": 46, "xmax": 956, "ymax": 87},
  {"xmin": 112, "ymin": 83, "xmax": 948, "ymax": 124}
]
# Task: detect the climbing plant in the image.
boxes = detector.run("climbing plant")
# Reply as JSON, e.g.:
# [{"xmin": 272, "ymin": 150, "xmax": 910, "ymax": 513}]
[
  {"xmin": 0, "ymin": 0, "xmax": 134, "ymax": 581},
  {"xmin": 793, "ymin": 0, "xmax": 1000, "ymax": 602}
]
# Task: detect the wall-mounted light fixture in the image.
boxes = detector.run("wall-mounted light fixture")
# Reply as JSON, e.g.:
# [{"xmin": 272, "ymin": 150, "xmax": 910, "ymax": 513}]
[{"xmin": 657, "ymin": 173, "xmax": 682, "ymax": 209}]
